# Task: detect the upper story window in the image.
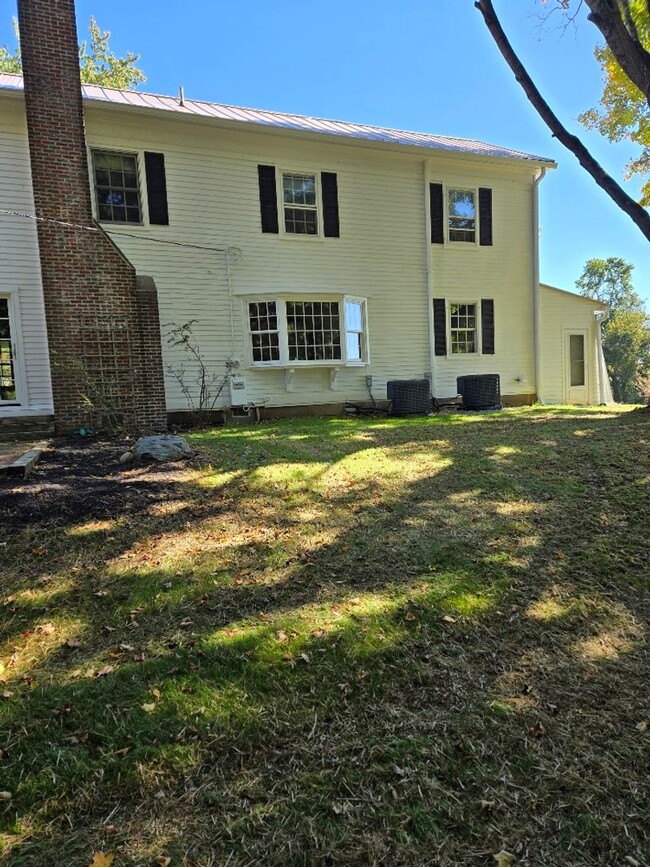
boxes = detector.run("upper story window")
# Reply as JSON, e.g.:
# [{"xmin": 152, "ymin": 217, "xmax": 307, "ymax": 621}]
[
  {"xmin": 92, "ymin": 150, "xmax": 142, "ymax": 224},
  {"xmin": 447, "ymin": 188, "xmax": 476, "ymax": 243},
  {"xmin": 247, "ymin": 297, "xmax": 367, "ymax": 366},
  {"xmin": 282, "ymin": 173, "xmax": 318, "ymax": 235},
  {"xmin": 449, "ymin": 302, "xmax": 477, "ymax": 353}
]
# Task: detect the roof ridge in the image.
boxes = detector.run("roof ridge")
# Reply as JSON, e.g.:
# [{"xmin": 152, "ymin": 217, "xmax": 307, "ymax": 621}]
[{"xmin": 0, "ymin": 72, "xmax": 555, "ymax": 164}]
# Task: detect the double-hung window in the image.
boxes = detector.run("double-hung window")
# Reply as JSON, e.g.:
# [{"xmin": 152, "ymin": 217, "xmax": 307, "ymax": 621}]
[
  {"xmin": 282, "ymin": 173, "xmax": 318, "ymax": 235},
  {"xmin": 448, "ymin": 188, "xmax": 476, "ymax": 243},
  {"xmin": 344, "ymin": 299, "xmax": 365, "ymax": 362},
  {"xmin": 247, "ymin": 297, "xmax": 367, "ymax": 365},
  {"xmin": 249, "ymin": 301, "xmax": 281, "ymax": 363},
  {"xmin": 449, "ymin": 302, "xmax": 477, "ymax": 354},
  {"xmin": 92, "ymin": 150, "xmax": 142, "ymax": 224}
]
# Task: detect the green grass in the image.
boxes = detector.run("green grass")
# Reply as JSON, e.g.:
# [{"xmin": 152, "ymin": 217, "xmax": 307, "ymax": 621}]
[{"xmin": 1, "ymin": 405, "xmax": 648, "ymax": 866}]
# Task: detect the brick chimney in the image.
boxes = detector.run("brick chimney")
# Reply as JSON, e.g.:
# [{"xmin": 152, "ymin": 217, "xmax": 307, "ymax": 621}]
[{"xmin": 17, "ymin": 0, "xmax": 167, "ymax": 433}]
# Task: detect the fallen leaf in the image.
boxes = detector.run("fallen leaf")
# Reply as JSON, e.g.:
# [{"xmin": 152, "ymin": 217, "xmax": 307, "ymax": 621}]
[
  {"xmin": 405, "ymin": 612, "xmax": 417, "ymax": 622},
  {"xmin": 89, "ymin": 854, "xmax": 114, "ymax": 867},
  {"xmin": 156, "ymin": 858, "xmax": 172, "ymax": 867},
  {"xmin": 142, "ymin": 703, "xmax": 156, "ymax": 713},
  {"xmin": 152, "ymin": 689, "xmax": 161, "ymax": 699},
  {"xmin": 0, "ymin": 791, "xmax": 12, "ymax": 800},
  {"xmin": 480, "ymin": 799, "xmax": 496, "ymax": 810},
  {"xmin": 64, "ymin": 639, "xmax": 82, "ymax": 649},
  {"xmin": 529, "ymin": 722, "xmax": 545, "ymax": 738},
  {"xmin": 179, "ymin": 618, "xmax": 193, "ymax": 628},
  {"xmin": 493, "ymin": 851, "xmax": 515, "ymax": 866},
  {"xmin": 635, "ymin": 721, "xmax": 647, "ymax": 732},
  {"xmin": 119, "ymin": 644, "xmax": 134, "ymax": 652},
  {"xmin": 37, "ymin": 623, "xmax": 56, "ymax": 635},
  {"xmin": 96, "ymin": 665, "xmax": 114, "ymax": 678},
  {"xmin": 624, "ymin": 858, "xmax": 641, "ymax": 866},
  {"xmin": 442, "ymin": 614, "xmax": 456, "ymax": 623},
  {"xmin": 276, "ymin": 630, "xmax": 288, "ymax": 642}
]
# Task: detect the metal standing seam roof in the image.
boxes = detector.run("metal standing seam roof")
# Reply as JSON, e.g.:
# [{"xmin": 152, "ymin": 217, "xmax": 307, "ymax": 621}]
[{"xmin": 0, "ymin": 72, "xmax": 555, "ymax": 164}]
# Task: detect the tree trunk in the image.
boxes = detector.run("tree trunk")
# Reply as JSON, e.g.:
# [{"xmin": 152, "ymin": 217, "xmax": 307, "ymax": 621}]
[
  {"xmin": 583, "ymin": 0, "xmax": 650, "ymax": 107},
  {"xmin": 475, "ymin": 0, "xmax": 650, "ymax": 243}
]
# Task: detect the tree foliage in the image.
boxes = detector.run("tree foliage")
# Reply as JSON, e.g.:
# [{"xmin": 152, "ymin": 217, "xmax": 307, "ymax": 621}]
[
  {"xmin": 577, "ymin": 257, "xmax": 650, "ymax": 402},
  {"xmin": 0, "ymin": 16, "xmax": 145, "ymax": 89},
  {"xmin": 579, "ymin": 1, "xmax": 650, "ymax": 205}
]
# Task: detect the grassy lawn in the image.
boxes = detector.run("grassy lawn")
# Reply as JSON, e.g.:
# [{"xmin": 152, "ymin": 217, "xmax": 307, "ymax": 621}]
[{"xmin": 0, "ymin": 406, "xmax": 648, "ymax": 866}]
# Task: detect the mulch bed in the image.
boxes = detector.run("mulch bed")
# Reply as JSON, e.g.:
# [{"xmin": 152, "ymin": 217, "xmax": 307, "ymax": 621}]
[{"xmin": 0, "ymin": 437, "xmax": 199, "ymax": 530}]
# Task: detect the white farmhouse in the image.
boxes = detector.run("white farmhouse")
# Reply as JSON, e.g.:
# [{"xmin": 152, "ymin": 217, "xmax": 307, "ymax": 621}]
[{"xmin": 0, "ymin": 5, "xmax": 611, "ymax": 437}]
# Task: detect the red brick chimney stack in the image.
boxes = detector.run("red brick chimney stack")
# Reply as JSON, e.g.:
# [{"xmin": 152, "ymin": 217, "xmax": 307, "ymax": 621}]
[{"xmin": 17, "ymin": 0, "xmax": 167, "ymax": 434}]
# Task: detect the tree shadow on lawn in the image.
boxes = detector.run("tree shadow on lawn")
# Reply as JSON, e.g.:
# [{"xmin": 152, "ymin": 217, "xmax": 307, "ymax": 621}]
[{"xmin": 0, "ymin": 407, "xmax": 648, "ymax": 865}]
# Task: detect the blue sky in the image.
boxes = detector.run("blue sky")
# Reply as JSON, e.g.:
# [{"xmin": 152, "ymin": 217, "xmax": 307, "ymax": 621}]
[{"xmin": 2, "ymin": 0, "xmax": 648, "ymax": 301}]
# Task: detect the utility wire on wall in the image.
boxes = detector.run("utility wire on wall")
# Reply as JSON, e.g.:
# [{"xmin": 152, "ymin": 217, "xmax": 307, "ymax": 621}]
[{"xmin": 0, "ymin": 208, "xmax": 243, "ymax": 258}]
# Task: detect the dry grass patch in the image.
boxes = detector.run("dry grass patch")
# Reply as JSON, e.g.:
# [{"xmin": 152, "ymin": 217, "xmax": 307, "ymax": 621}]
[{"xmin": 0, "ymin": 406, "xmax": 648, "ymax": 866}]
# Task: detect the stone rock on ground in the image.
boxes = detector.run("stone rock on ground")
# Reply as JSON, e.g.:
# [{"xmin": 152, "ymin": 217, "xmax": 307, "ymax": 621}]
[{"xmin": 128, "ymin": 435, "xmax": 192, "ymax": 463}]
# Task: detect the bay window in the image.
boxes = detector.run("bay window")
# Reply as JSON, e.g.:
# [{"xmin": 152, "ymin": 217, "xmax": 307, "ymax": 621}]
[{"xmin": 247, "ymin": 297, "xmax": 368, "ymax": 365}]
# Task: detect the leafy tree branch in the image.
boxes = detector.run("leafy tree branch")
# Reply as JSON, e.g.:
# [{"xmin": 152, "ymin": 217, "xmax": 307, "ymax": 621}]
[{"xmin": 0, "ymin": 16, "xmax": 145, "ymax": 89}]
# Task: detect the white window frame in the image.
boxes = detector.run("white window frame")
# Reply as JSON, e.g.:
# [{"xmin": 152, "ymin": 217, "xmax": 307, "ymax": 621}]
[
  {"xmin": 446, "ymin": 186, "xmax": 479, "ymax": 246},
  {"xmin": 343, "ymin": 296, "xmax": 368, "ymax": 366},
  {"xmin": 278, "ymin": 170, "xmax": 323, "ymax": 239},
  {"xmin": 0, "ymin": 289, "xmax": 27, "ymax": 407},
  {"xmin": 89, "ymin": 147, "xmax": 146, "ymax": 226},
  {"xmin": 248, "ymin": 300, "xmax": 282, "ymax": 365},
  {"xmin": 447, "ymin": 300, "xmax": 481, "ymax": 356},
  {"xmin": 245, "ymin": 296, "xmax": 369, "ymax": 367}
]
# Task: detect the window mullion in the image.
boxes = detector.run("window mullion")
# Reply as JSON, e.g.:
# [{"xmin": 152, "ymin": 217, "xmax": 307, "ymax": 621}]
[{"xmin": 278, "ymin": 300, "xmax": 289, "ymax": 365}]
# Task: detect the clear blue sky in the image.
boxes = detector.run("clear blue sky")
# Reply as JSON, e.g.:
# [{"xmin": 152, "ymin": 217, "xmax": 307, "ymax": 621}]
[{"xmin": 2, "ymin": 0, "xmax": 648, "ymax": 302}]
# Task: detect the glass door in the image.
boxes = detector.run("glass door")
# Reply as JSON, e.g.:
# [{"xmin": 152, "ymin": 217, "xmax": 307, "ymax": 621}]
[{"xmin": 565, "ymin": 330, "xmax": 588, "ymax": 405}]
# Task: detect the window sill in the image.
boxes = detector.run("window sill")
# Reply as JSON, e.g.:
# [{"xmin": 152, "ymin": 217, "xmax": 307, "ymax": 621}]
[
  {"xmin": 436, "ymin": 242, "xmax": 481, "ymax": 251},
  {"xmin": 275, "ymin": 233, "xmax": 326, "ymax": 242},
  {"xmin": 250, "ymin": 361, "xmax": 367, "ymax": 369},
  {"xmin": 97, "ymin": 219, "xmax": 146, "ymax": 228}
]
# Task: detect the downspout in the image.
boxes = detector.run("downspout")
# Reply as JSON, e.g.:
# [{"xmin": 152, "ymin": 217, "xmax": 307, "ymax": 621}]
[
  {"xmin": 532, "ymin": 167, "xmax": 546, "ymax": 404},
  {"xmin": 594, "ymin": 308, "xmax": 609, "ymax": 404},
  {"xmin": 423, "ymin": 160, "xmax": 436, "ymax": 393}
]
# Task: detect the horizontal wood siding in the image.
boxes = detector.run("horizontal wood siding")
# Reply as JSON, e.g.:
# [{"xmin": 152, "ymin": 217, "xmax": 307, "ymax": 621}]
[
  {"xmin": 539, "ymin": 285, "xmax": 604, "ymax": 404},
  {"xmin": 0, "ymin": 103, "xmax": 52, "ymax": 414},
  {"xmin": 428, "ymin": 167, "xmax": 535, "ymax": 398},
  {"xmin": 82, "ymin": 107, "xmax": 431, "ymax": 410},
  {"xmin": 0, "ymin": 93, "xmax": 547, "ymax": 415}
]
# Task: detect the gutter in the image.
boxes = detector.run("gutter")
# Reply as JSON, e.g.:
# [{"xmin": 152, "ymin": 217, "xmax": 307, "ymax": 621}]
[
  {"xmin": 423, "ymin": 160, "xmax": 436, "ymax": 392},
  {"xmin": 532, "ymin": 167, "xmax": 547, "ymax": 402}
]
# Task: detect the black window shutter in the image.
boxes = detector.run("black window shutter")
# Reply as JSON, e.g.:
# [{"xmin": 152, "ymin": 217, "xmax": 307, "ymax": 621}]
[
  {"xmin": 321, "ymin": 172, "xmax": 340, "ymax": 237},
  {"xmin": 144, "ymin": 152, "xmax": 169, "ymax": 225},
  {"xmin": 258, "ymin": 165, "xmax": 279, "ymax": 233},
  {"xmin": 430, "ymin": 183, "xmax": 444, "ymax": 244},
  {"xmin": 481, "ymin": 299, "xmax": 495, "ymax": 354},
  {"xmin": 478, "ymin": 187, "xmax": 493, "ymax": 246},
  {"xmin": 433, "ymin": 299, "xmax": 447, "ymax": 355}
]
